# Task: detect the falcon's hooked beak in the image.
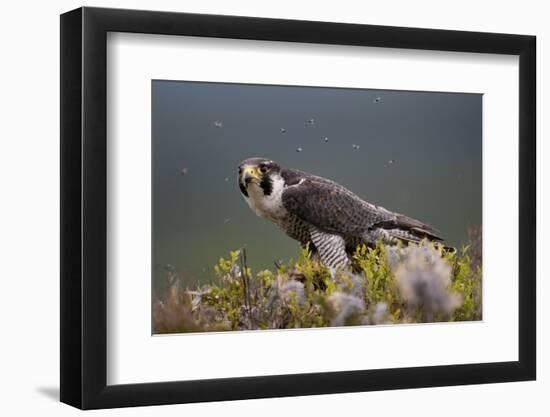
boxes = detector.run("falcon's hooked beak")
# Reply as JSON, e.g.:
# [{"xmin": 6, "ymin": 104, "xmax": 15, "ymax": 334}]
[{"xmin": 240, "ymin": 165, "xmax": 262, "ymax": 187}]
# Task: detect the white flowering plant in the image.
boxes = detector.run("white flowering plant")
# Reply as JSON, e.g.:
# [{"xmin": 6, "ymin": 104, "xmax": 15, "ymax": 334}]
[{"xmin": 153, "ymin": 229, "xmax": 482, "ymax": 334}]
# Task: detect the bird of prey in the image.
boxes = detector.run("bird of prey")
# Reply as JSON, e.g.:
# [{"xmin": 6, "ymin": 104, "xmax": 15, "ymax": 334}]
[{"xmin": 238, "ymin": 157, "xmax": 442, "ymax": 269}]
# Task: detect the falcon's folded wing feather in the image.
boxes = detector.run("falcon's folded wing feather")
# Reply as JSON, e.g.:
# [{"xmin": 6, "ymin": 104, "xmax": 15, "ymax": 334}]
[
  {"xmin": 281, "ymin": 178, "xmax": 392, "ymax": 236},
  {"xmin": 282, "ymin": 177, "xmax": 441, "ymax": 241}
]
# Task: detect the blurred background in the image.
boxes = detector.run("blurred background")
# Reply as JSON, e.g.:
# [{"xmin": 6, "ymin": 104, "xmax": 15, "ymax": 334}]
[{"xmin": 152, "ymin": 80, "xmax": 482, "ymax": 293}]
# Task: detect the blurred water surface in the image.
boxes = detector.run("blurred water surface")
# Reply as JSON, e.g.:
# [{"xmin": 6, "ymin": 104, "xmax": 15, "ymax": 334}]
[{"xmin": 152, "ymin": 81, "xmax": 481, "ymax": 294}]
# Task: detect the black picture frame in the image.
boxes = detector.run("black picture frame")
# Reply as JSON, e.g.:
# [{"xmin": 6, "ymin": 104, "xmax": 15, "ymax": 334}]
[{"xmin": 60, "ymin": 6, "xmax": 536, "ymax": 410}]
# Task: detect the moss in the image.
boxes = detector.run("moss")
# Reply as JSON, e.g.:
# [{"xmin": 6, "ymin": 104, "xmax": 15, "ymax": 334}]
[{"xmin": 153, "ymin": 236, "xmax": 482, "ymax": 334}]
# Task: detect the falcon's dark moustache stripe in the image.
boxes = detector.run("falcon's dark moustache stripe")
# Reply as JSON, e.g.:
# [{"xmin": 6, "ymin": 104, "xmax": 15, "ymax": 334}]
[
  {"xmin": 260, "ymin": 175, "xmax": 273, "ymax": 196},
  {"xmin": 239, "ymin": 181, "xmax": 248, "ymax": 197}
]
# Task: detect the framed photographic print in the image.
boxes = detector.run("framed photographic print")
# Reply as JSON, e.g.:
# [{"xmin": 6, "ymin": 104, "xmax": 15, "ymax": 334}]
[{"xmin": 60, "ymin": 6, "xmax": 536, "ymax": 409}]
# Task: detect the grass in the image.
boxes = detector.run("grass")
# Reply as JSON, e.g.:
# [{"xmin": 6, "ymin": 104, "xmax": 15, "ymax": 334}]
[{"xmin": 153, "ymin": 231, "xmax": 482, "ymax": 334}]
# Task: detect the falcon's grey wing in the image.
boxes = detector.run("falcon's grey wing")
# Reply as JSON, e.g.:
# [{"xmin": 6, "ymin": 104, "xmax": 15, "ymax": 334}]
[
  {"xmin": 281, "ymin": 177, "xmax": 393, "ymax": 236},
  {"xmin": 282, "ymin": 176, "xmax": 441, "ymax": 241}
]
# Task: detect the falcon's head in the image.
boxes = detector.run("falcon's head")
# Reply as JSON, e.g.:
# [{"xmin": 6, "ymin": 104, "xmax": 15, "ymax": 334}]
[{"xmin": 238, "ymin": 157, "xmax": 282, "ymax": 198}]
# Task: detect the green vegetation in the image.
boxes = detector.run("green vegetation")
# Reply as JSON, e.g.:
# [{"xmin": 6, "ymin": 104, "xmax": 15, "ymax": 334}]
[{"xmin": 153, "ymin": 235, "xmax": 482, "ymax": 334}]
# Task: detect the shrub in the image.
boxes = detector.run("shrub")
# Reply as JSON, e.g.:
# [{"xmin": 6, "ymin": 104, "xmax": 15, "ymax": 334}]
[{"xmin": 153, "ymin": 238, "xmax": 482, "ymax": 334}]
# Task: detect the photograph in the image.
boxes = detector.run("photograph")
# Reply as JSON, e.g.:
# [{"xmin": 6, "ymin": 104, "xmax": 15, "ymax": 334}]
[{"xmin": 152, "ymin": 80, "xmax": 483, "ymax": 334}]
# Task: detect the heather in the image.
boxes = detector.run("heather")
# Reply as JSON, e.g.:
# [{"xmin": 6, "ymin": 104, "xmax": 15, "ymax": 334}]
[{"xmin": 153, "ymin": 230, "xmax": 482, "ymax": 334}]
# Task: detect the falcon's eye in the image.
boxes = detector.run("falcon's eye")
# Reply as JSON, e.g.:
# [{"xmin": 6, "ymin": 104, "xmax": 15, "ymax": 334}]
[{"xmin": 259, "ymin": 165, "xmax": 268, "ymax": 174}]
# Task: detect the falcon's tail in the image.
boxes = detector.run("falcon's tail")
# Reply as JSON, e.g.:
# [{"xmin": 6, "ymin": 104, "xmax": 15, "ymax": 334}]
[
  {"xmin": 393, "ymin": 213, "xmax": 443, "ymax": 241},
  {"xmin": 371, "ymin": 213, "xmax": 443, "ymax": 244},
  {"xmin": 370, "ymin": 228, "xmax": 454, "ymax": 253}
]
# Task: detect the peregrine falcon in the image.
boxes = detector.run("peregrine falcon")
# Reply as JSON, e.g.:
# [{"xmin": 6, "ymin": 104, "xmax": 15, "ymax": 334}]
[{"xmin": 238, "ymin": 157, "xmax": 442, "ymax": 269}]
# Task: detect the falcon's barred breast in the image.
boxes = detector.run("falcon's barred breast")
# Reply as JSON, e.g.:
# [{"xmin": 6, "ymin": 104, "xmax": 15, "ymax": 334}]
[{"xmin": 238, "ymin": 157, "xmax": 442, "ymax": 269}]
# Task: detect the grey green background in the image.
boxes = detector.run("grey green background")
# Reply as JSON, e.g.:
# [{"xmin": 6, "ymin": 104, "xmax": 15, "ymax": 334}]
[{"xmin": 152, "ymin": 80, "xmax": 482, "ymax": 294}]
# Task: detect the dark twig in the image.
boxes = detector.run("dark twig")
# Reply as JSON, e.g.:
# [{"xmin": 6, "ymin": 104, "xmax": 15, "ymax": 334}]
[{"xmin": 239, "ymin": 248, "xmax": 253, "ymax": 329}]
